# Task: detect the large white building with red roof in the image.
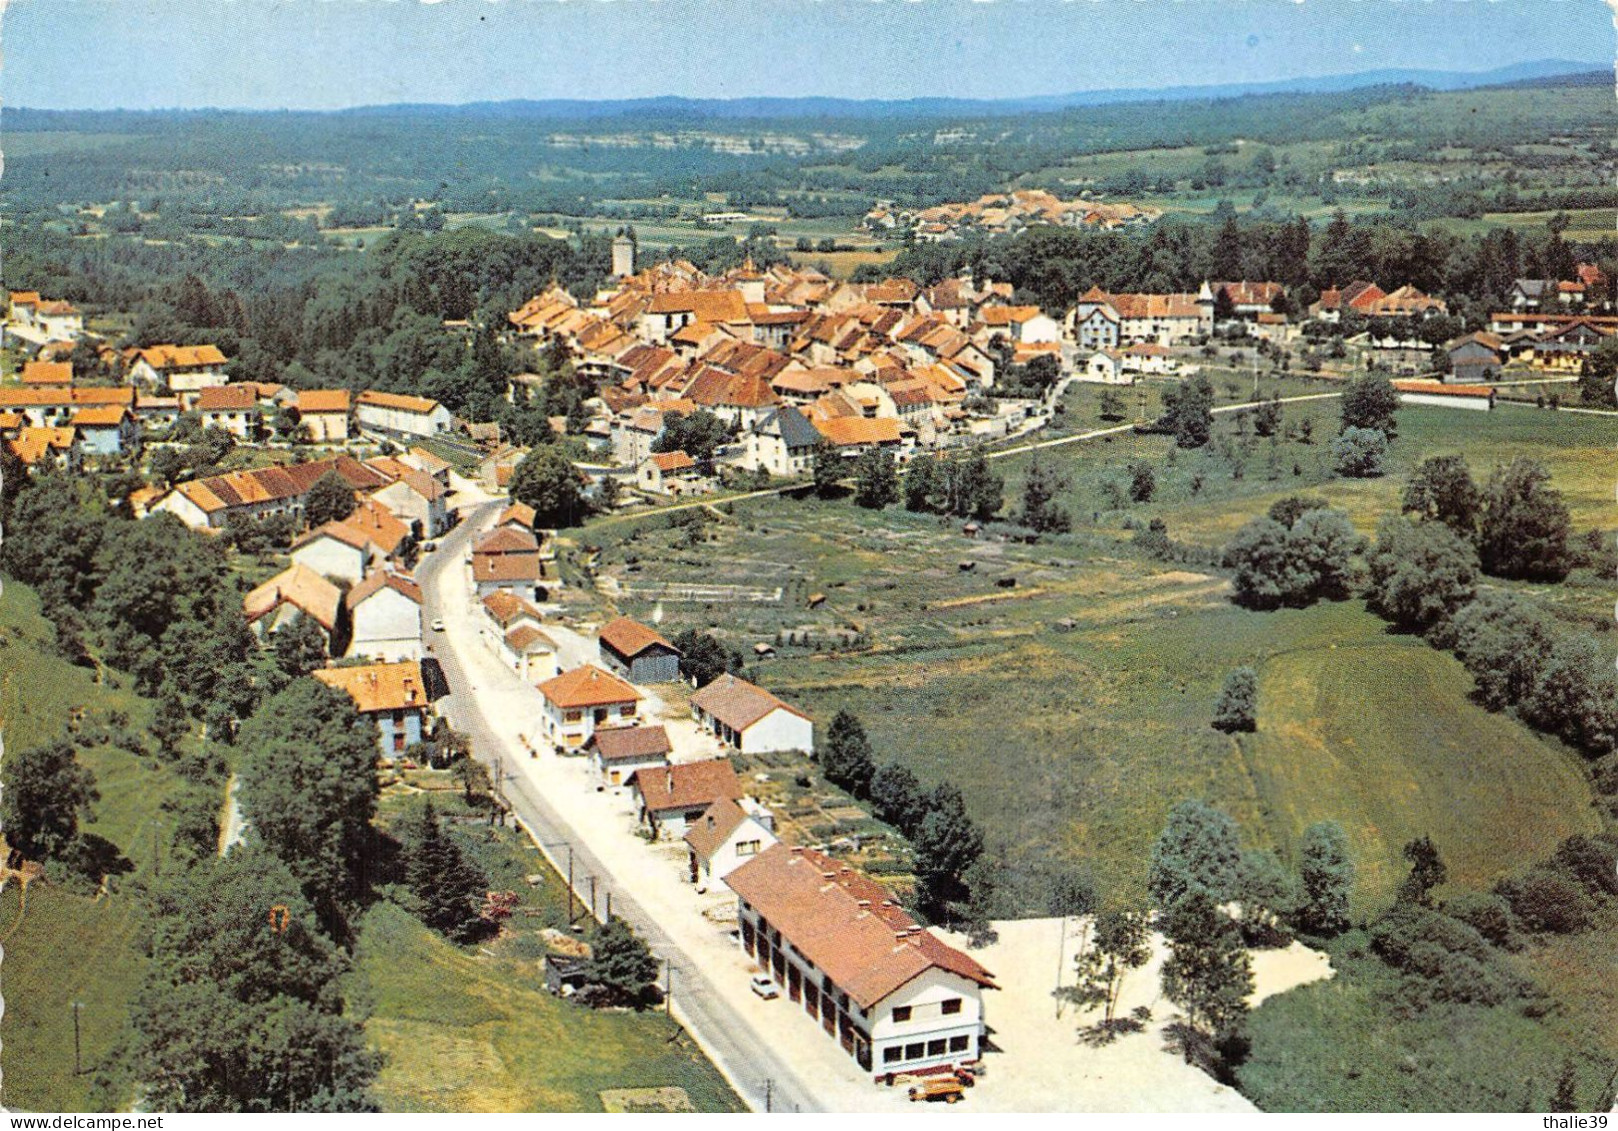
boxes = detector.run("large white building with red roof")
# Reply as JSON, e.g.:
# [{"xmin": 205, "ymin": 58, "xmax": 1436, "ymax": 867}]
[
  {"xmin": 725, "ymin": 843, "xmax": 997, "ymax": 1080},
  {"xmin": 689, "ymin": 673, "xmax": 813, "ymax": 755}
]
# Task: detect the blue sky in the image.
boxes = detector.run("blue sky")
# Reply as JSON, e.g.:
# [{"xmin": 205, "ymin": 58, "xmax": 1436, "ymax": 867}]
[{"xmin": 3, "ymin": 0, "xmax": 1611, "ymax": 111}]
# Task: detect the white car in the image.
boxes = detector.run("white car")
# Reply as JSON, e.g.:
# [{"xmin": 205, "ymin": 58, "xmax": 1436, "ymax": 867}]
[
  {"xmin": 749, "ymin": 974, "xmax": 780, "ymax": 1000},
  {"xmin": 430, "ymin": 618, "xmax": 445, "ymax": 632}
]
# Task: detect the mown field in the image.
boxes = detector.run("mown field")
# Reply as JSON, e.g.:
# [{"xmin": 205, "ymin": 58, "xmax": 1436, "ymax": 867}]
[
  {"xmin": 361, "ymin": 787, "xmax": 742, "ymax": 1113},
  {"xmin": 0, "ymin": 581, "xmax": 182, "ymax": 1112}
]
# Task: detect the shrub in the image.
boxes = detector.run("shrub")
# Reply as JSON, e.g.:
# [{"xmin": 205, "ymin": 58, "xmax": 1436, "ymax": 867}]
[
  {"xmin": 1443, "ymin": 891, "xmax": 1523, "ymax": 951},
  {"xmin": 1495, "ymin": 868, "xmax": 1595, "ymax": 935}
]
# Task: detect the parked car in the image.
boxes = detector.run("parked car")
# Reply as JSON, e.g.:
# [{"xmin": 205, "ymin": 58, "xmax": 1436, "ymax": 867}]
[
  {"xmin": 421, "ymin": 541, "xmax": 438, "ymax": 553},
  {"xmin": 431, "ymin": 618, "xmax": 445, "ymax": 632},
  {"xmin": 908, "ymin": 1077, "xmax": 965, "ymax": 1104},
  {"xmin": 749, "ymin": 974, "xmax": 779, "ymax": 1000}
]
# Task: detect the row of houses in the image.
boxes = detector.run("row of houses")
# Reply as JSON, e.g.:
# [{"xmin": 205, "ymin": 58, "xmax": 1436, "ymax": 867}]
[{"xmin": 505, "ymin": 596, "xmax": 996, "ymax": 1083}]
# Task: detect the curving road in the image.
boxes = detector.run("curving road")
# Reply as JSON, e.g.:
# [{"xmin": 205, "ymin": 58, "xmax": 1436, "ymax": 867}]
[{"xmin": 415, "ymin": 502, "xmax": 819, "ymax": 1114}]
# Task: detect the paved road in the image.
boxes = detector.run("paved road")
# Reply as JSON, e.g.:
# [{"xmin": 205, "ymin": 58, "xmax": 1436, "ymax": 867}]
[{"xmin": 415, "ymin": 501, "xmax": 819, "ymax": 1115}]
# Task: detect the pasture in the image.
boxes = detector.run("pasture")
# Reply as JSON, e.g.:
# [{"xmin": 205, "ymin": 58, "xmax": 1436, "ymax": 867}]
[
  {"xmin": 360, "ymin": 787, "xmax": 742, "ymax": 1113},
  {"xmin": 0, "ymin": 582, "xmax": 182, "ymax": 1112}
]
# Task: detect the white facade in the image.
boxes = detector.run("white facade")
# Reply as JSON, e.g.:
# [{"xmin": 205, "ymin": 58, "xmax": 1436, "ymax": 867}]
[
  {"xmin": 150, "ymin": 489, "xmax": 215, "ymax": 530},
  {"xmin": 1081, "ymin": 352, "xmax": 1129, "ymax": 385},
  {"xmin": 539, "ymin": 697, "xmax": 641, "ymax": 751},
  {"xmin": 291, "ymin": 534, "xmax": 371, "ymax": 586},
  {"xmin": 372, "ymin": 478, "xmax": 449, "ymax": 537},
  {"xmin": 694, "ymin": 701, "xmax": 813, "ymax": 756},
  {"xmin": 691, "ymin": 811, "xmax": 776, "ymax": 886},
  {"xmin": 356, "ymin": 398, "xmax": 455, "ymax": 438},
  {"xmin": 736, "ymin": 905, "xmax": 985, "ymax": 1079},
  {"xmin": 868, "ymin": 968, "xmax": 986, "ymax": 1077},
  {"xmin": 1397, "ymin": 390, "xmax": 1494, "ymax": 412},
  {"xmin": 347, "ymin": 586, "xmax": 423, "ymax": 662}
]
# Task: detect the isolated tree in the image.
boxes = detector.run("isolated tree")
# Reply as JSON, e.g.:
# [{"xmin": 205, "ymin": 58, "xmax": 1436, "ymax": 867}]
[
  {"xmin": 1147, "ymin": 800, "xmax": 1243, "ymax": 911},
  {"xmin": 1160, "ymin": 889, "xmax": 1253, "ymax": 1045},
  {"xmin": 948, "ymin": 450, "xmax": 1004, "ymax": 521},
  {"xmin": 1018, "ymin": 455, "xmax": 1072, "ymax": 532},
  {"xmin": 1128, "ymin": 462, "xmax": 1156, "ymax": 504},
  {"xmin": 1235, "ymin": 849, "xmax": 1297, "ymax": 944},
  {"xmin": 1476, "ymin": 457, "xmax": 1572, "ymax": 581},
  {"xmin": 238, "ymin": 678, "xmax": 381, "ymax": 935},
  {"xmin": 1162, "ymin": 374, "xmax": 1214, "ymax": 448},
  {"xmin": 1397, "ymin": 835, "xmax": 1447, "ymax": 907},
  {"xmin": 1251, "ymin": 396, "xmax": 1282, "ymax": 438},
  {"xmin": 1551, "ymin": 1060, "xmax": 1580, "ymax": 1114},
  {"xmin": 819, "ymin": 709, "xmax": 877, "ymax": 798},
  {"xmin": 400, "ymin": 801, "xmax": 490, "ymax": 943},
  {"xmin": 912, "ymin": 783, "xmax": 985, "ymax": 919},
  {"xmin": 1, "ymin": 738, "xmax": 99, "ymax": 864},
  {"xmin": 1331, "ymin": 426, "xmax": 1387, "ymax": 478},
  {"xmin": 1578, "ymin": 338, "xmax": 1618, "ymax": 407},
  {"xmin": 810, "ymin": 439, "xmax": 843, "ymax": 498},
  {"xmin": 1286, "ymin": 507, "xmax": 1363, "ymax": 602},
  {"xmin": 303, "ymin": 470, "xmax": 356, "ymax": 528},
  {"xmin": 509, "ymin": 445, "xmax": 586, "ymax": 528},
  {"xmin": 1522, "ymin": 636, "xmax": 1618, "ymax": 758},
  {"xmin": 852, "ymin": 448, "xmax": 899, "ymax": 509},
  {"xmin": 1401, "ymin": 454, "xmax": 1482, "ymax": 536},
  {"xmin": 902, "ymin": 453, "xmax": 941, "ymax": 512},
  {"xmin": 449, "ymin": 757, "xmax": 491, "ymax": 809},
  {"xmin": 1296, "ymin": 821, "xmax": 1354, "ymax": 937},
  {"xmin": 1098, "ymin": 387, "xmax": 1127, "ymax": 422},
  {"xmin": 1339, "ymin": 373, "xmax": 1400, "ymax": 438},
  {"xmin": 1067, "ymin": 908, "xmax": 1152, "ymax": 1028},
  {"xmin": 587, "ymin": 916, "xmax": 661, "ymax": 1007},
  {"xmin": 1365, "ymin": 517, "xmax": 1478, "ymax": 637},
  {"xmin": 1211, "ymin": 668, "xmax": 1258, "ymax": 733},
  {"xmin": 670, "ymin": 628, "xmax": 743, "ymax": 687},
  {"xmin": 1225, "ymin": 517, "xmax": 1302, "ymax": 610}
]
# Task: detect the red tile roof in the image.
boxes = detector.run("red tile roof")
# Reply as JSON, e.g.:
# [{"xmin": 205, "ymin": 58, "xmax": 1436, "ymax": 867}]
[
  {"xmin": 588, "ymin": 724, "xmax": 673, "ymax": 763},
  {"xmin": 631, "ymin": 758, "xmax": 742, "ymax": 814},
  {"xmin": 598, "ymin": 616, "xmax": 680, "ymax": 661},
  {"xmin": 690, "ymin": 673, "xmax": 809, "ymax": 731},
  {"xmin": 537, "ymin": 664, "xmax": 641, "ymax": 709},
  {"xmin": 724, "ymin": 844, "xmax": 997, "ymax": 1008}
]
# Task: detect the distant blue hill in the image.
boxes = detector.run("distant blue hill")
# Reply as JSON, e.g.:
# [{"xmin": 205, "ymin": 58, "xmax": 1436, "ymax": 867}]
[{"xmin": 337, "ymin": 58, "xmax": 1607, "ymax": 121}]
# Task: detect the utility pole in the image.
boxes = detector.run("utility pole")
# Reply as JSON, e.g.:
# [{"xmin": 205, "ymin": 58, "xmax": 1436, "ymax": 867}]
[
  {"xmin": 589, "ymin": 875, "xmax": 598, "ymax": 921},
  {"xmin": 665, "ymin": 960, "xmax": 673, "ymax": 1015},
  {"xmin": 764, "ymin": 1079, "xmax": 773, "ymax": 1114},
  {"xmin": 606, "ymin": 891, "xmax": 613, "ymax": 921},
  {"xmin": 72, "ymin": 1001, "xmax": 82, "ymax": 1076},
  {"xmin": 566, "ymin": 845, "xmax": 576, "ymax": 925}
]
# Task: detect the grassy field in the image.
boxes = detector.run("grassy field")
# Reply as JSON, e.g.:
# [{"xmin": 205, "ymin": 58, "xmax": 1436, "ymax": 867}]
[
  {"xmin": 998, "ymin": 392, "xmax": 1616, "ymax": 556},
  {"xmin": 1241, "ymin": 924, "xmax": 1618, "ymax": 1113},
  {"xmin": 359, "ymin": 786, "xmax": 742, "ymax": 1113},
  {"xmin": 583, "ymin": 477, "xmax": 1598, "ymax": 913},
  {"xmin": 0, "ymin": 581, "xmax": 185, "ymax": 1112}
]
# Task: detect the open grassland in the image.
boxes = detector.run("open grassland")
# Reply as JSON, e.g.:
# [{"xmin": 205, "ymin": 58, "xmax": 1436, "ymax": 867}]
[
  {"xmin": 997, "ymin": 394, "xmax": 1615, "ymax": 561},
  {"xmin": 359, "ymin": 788, "xmax": 742, "ymax": 1113},
  {"xmin": 1241, "ymin": 925, "xmax": 1618, "ymax": 1113},
  {"xmin": 0, "ymin": 582, "xmax": 182, "ymax": 1112},
  {"xmin": 585, "ymin": 491, "xmax": 1597, "ymax": 913}
]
